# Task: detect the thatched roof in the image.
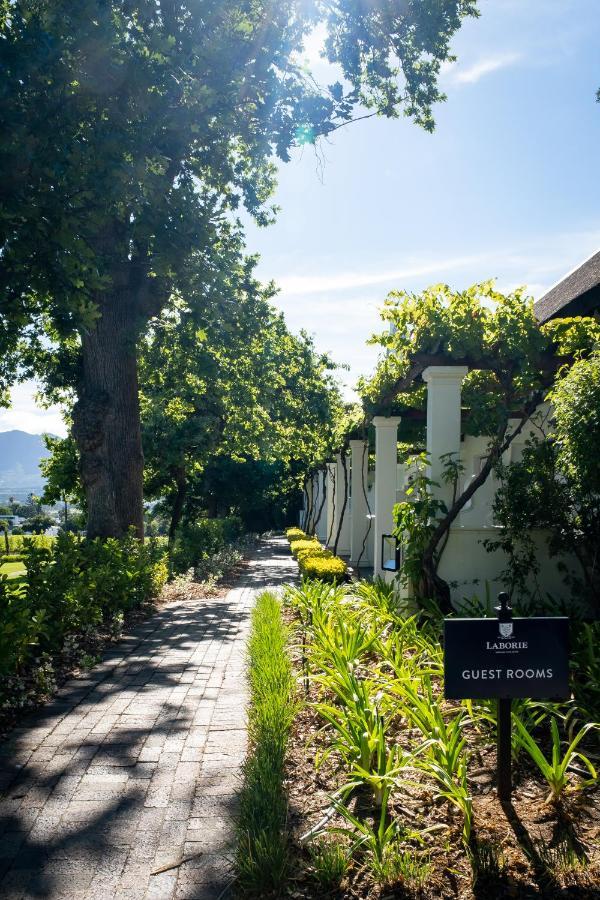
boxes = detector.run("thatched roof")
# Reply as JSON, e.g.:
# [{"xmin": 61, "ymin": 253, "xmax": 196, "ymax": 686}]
[{"xmin": 534, "ymin": 249, "xmax": 600, "ymax": 322}]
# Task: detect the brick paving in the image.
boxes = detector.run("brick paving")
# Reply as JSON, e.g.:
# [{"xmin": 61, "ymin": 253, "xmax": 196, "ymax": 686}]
[{"xmin": 0, "ymin": 537, "xmax": 296, "ymax": 900}]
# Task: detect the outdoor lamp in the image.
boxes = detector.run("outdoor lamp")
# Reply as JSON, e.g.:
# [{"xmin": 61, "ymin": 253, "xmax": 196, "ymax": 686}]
[{"xmin": 381, "ymin": 534, "xmax": 400, "ymax": 572}]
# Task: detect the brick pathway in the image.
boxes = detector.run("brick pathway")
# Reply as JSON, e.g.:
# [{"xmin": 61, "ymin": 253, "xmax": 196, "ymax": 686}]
[{"xmin": 0, "ymin": 537, "xmax": 296, "ymax": 900}]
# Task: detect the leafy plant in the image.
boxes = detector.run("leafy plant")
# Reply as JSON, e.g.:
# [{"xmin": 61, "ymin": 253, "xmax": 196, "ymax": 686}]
[
  {"xmin": 370, "ymin": 844, "xmax": 431, "ymax": 890},
  {"xmin": 513, "ymin": 715, "xmax": 599, "ymax": 803},
  {"xmin": 307, "ymin": 836, "xmax": 350, "ymax": 890}
]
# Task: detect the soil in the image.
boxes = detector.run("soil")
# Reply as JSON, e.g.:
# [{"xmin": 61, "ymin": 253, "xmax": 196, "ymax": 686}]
[{"xmin": 282, "ymin": 609, "xmax": 600, "ymax": 900}]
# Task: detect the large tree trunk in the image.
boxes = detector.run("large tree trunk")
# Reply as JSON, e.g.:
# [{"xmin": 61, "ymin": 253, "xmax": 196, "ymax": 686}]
[{"xmin": 73, "ymin": 300, "xmax": 144, "ymax": 539}]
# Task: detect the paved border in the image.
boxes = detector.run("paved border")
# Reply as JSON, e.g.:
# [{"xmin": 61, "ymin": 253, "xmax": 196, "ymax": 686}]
[{"xmin": 0, "ymin": 537, "xmax": 296, "ymax": 899}]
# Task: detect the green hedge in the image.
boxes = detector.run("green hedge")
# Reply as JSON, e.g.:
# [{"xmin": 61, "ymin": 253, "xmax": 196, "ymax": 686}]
[
  {"xmin": 285, "ymin": 527, "xmax": 307, "ymax": 542},
  {"xmin": 6, "ymin": 534, "xmax": 55, "ymax": 552},
  {"xmin": 289, "ymin": 538, "xmax": 321, "ymax": 557},
  {"xmin": 170, "ymin": 516, "xmax": 244, "ymax": 574},
  {"xmin": 0, "ymin": 532, "xmax": 167, "ymax": 696},
  {"xmin": 285, "ymin": 531, "xmax": 347, "ymax": 583},
  {"xmin": 299, "ymin": 554, "xmax": 347, "ymax": 581},
  {"xmin": 235, "ymin": 591, "xmax": 297, "ymax": 893}
]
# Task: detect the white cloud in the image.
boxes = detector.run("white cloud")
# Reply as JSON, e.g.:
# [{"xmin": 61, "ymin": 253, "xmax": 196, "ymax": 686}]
[
  {"xmin": 449, "ymin": 52, "xmax": 522, "ymax": 85},
  {"xmin": 277, "ymin": 254, "xmax": 488, "ymax": 296},
  {"xmin": 0, "ymin": 382, "xmax": 67, "ymax": 437}
]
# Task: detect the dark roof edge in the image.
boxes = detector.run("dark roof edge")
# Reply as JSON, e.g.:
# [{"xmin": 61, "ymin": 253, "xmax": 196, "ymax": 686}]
[{"xmin": 534, "ymin": 248, "xmax": 600, "ymax": 322}]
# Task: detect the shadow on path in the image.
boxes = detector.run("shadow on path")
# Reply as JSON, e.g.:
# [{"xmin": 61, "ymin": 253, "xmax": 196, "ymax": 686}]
[{"xmin": 0, "ymin": 537, "xmax": 297, "ymax": 900}]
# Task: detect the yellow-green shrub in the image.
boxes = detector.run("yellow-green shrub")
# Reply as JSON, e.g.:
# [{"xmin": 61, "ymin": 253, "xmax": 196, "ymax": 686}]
[
  {"xmin": 290, "ymin": 538, "xmax": 321, "ymax": 557},
  {"xmin": 296, "ymin": 547, "xmax": 333, "ymax": 562},
  {"xmin": 286, "ymin": 527, "xmax": 307, "ymax": 542},
  {"xmin": 298, "ymin": 555, "xmax": 347, "ymax": 582}
]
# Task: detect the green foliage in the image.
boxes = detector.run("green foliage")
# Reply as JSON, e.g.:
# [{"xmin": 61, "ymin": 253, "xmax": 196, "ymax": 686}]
[
  {"xmin": 0, "ymin": 532, "xmax": 167, "ymax": 703},
  {"xmin": 393, "ymin": 453, "xmax": 447, "ymax": 590},
  {"xmin": 286, "ymin": 527, "xmax": 307, "ymax": 541},
  {"xmin": 1, "ymin": 0, "xmax": 475, "ymax": 537},
  {"xmin": 550, "ymin": 350, "xmax": 600, "ymax": 492},
  {"xmin": 370, "ymin": 844, "xmax": 431, "ymax": 890},
  {"xmin": 290, "ymin": 538, "xmax": 322, "ymax": 557},
  {"xmin": 0, "ymin": 577, "xmax": 44, "ymax": 679},
  {"xmin": 235, "ymin": 591, "xmax": 297, "ymax": 895},
  {"xmin": 40, "ymin": 434, "xmax": 84, "ymax": 508},
  {"xmin": 299, "ymin": 555, "xmax": 348, "ymax": 582},
  {"xmin": 307, "ymin": 836, "xmax": 350, "ymax": 891},
  {"xmin": 21, "ymin": 513, "xmax": 55, "ymax": 534},
  {"xmin": 286, "ymin": 531, "xmax": 347, "ymax": 582},
  {"xmin": 140, "ymin": 278, "xmax": 345, "ymax": 538},
  {"xmin": 170, "ymin": 516, "xmax": 244, "ymax": 575},
  {"xmin": 512, "ymin": 715, "xmax": 598, "ymax": 804},
  {"xmin": 490, "ymin": 353, "xmax": 600, "ymax": 614}
]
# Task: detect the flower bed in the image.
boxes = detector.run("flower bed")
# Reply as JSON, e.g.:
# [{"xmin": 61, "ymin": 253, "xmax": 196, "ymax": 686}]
[{"xmin": 270, "ymin": 579, "xmax": 600, "ymax": 898}]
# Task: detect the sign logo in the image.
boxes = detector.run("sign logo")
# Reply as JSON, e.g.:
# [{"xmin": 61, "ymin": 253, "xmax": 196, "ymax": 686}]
[{"xmin": 499, "ymin": 621, "xmax": 514, "ymax": 639}]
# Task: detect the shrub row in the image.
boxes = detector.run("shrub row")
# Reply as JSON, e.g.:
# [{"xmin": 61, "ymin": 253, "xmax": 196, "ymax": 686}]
[
  {"xmin": 235, "ymin": 591, "xmax": 297, "ymax": 893},
  {"xmin": 6, "ymin": 534, "xmax": 55, "ymax": 552},
  {"xmin": 0, "ymin": 532, "xmax": 168, "ymax": 703},
  {"xmin": 285, "ymin": 528, "xmax": 347, "ymax": 582}
]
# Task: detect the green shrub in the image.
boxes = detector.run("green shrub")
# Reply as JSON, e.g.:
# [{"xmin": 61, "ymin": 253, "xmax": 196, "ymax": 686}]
[
  {"xmin": 298, "ymin": 554, "xmax": 347, "ymax": 582},
  {"xmin": 0, "ymin": 532, "xmax": 167, "ymax": 704},
  {"xmin": 8, "ymin": 534, "xmax": 54, "ymax": 552},
  {"xmin": 0, "ymin": 576, "xmax": 44, "ymax": 677},
  {"xmin": 235, "ymin": 591, "xmax": 297, "ymax": 894},
  {"xmin": 170, "ymin": 516, "xmax": 244, "ymax": 574},
  {"xmin": 296, "ymin": 547, "xmax": 333, "ymax": 562},
  {"xmin": 286, "ymin": 527, "xmax": 307, "ymax": 542},
  {"xmin": 289, "ymin": 538, "xmax": 321, "ymax": 557}
]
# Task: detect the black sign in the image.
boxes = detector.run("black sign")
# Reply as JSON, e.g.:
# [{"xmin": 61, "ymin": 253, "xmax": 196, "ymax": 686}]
[{"xmin": 444, "ymin": 616, "xmax": 569, "ymax": 700}]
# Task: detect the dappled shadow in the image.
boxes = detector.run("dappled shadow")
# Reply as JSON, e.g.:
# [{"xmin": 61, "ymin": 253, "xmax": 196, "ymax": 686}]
[
  {"xmin": 501, "ymin": 800, "xmax": 564, "ymax": 896},
  {"xmin": 0, "ymin": 538, "xmax": 296, "ymax": 897}
]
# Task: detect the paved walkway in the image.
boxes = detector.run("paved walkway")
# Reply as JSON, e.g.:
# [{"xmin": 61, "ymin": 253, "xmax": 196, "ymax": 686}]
[{"xmin": 0, "ymin": 538, "xmax": 296, "ymax": 900}]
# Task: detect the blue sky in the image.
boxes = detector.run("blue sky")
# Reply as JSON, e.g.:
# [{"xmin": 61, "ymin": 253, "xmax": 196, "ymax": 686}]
[{"xmin": 3, "ymin": 0, "xmax": 600, "ymax": 435}]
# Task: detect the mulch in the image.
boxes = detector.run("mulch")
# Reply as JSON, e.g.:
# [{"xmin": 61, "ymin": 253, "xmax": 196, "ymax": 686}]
[{"xmin": 281, "ymin": 610, "xmax": 600, "ymax": 899}]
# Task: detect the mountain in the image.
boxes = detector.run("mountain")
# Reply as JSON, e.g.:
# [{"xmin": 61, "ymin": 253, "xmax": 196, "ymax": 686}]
[{"xmin": 0, "ymin": 430, "xmax": 52, "ymax": 498}]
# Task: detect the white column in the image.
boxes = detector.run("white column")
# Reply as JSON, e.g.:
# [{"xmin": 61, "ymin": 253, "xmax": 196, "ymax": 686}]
[
  {"xmin": 332, "ymin": 451, "xmax": 351, "ymax": 556},
  {"xmin": 314, "ymin": 470, "xmax": 327, "ymax": 541},
  {"xmin": 325, "ymin": 461, "xmax": 336, "ymax": 547},
  {"xmin": 350, "ymin": 439, "xmax": 369, "ymax": 565},
  {"xmin": 373, "ymin": 416, "xmax": 401, "ymax": 579},
  {"xmin": 422, "ymin": 366, "xmax": 468, "ymax": 510}
]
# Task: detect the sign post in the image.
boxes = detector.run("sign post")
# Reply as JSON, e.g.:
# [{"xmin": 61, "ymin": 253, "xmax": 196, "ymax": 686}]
[
  {"xmin": 444, "ymin": 593, "xmax": 569, "ymax": 803},
  {"xmin": 496, "ymin": 592, "xmax": 512, "ymax": 801}
]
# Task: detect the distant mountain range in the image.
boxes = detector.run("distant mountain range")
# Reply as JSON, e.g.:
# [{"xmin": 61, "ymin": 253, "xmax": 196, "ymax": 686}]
[{"xmin": 0, "ymin": 430, "xmax": 52, "ymax": 499}]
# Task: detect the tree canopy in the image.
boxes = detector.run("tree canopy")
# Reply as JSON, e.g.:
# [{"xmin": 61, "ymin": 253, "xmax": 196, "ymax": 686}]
[
  {"xmin": 357, "ymin": 281, "xmax": 600, "ymax": 610},
  {"xmin": 0, "ymin": 0, "xmax": 479, "ymax": 538}
]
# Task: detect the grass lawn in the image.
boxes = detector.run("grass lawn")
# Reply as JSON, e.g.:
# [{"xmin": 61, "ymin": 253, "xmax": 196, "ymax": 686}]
[{"xmin": 0, "ymin": 560, "xmax": 26, "ymax": 579}]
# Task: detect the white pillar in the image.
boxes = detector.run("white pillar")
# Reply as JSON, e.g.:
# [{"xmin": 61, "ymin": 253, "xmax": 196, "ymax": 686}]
[
  {"xmin": 332, "ymin": 451, "xmax": 351, "ymax": 556},
  {"xmin": 373, "ymin": 416, "xmax": 401, "ymax": 579},
  {"xmin": 325, "ymin": 461, "xmax": 336, "ymax": 546},
  {"xmin": 314, "ymin": 470, "xmax": 327, "ymax": 541},
  {"xmin": 422, "ymin": 366, "xmax": 468, "ymax": 510},
  {"xmin": 350, "ymin": 439, "xmax": 369, "ymax": 565}
]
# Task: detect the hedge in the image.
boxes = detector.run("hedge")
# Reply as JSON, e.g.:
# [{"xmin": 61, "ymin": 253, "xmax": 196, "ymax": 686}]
[
  {"xmin": 285, "ymin": 527, "xmax": 307, "ymax": 542},
  {"xmin": 298, "ymin": 555, "xmax": 348, "ymax": 582},
  {"xmin": 234, "ymin": 591, "xmax": 297, "ymax": 892},
  {"xmin": 289, "ymin": 538, "xmax": 321, "ymax": 557},
  {"xmin": 285, "ymin": 530, "xmax": 347, "ymax": 583},
  {"xmin": 0, "ymin": 532, "xmax": 168, "ymax": 701}
]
